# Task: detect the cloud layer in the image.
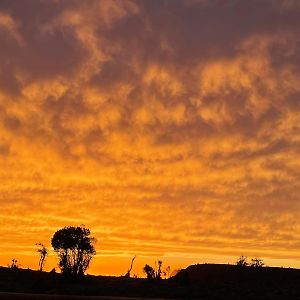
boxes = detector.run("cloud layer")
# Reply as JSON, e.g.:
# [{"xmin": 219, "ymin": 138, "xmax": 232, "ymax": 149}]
[{"xmin": 1, "ymin": 0, "xmax": 300, "ymax": 274}]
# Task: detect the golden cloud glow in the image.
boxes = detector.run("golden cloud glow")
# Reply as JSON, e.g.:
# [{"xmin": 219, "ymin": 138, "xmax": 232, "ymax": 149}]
[{"xmin": 1, "ymin": 0, "xmax": 300, "ymax": 275}]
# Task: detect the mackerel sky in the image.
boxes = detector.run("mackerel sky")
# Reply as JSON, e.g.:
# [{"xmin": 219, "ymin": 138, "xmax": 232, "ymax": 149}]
[{"xmin": 1, "ymin": 0, "xmax": 300, "ymax": 275}]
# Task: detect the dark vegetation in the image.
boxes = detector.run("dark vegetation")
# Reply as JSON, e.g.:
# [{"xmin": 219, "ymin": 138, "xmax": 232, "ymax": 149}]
[
  {"xmin": 143, "ymin": 260, "xmax": 171, "ymax": 280},
  {"xmin": 51, "ymin": 226, "xmax": 96, "ymax": 277},
  {"xmin": 2, "ymin": 264, "xmax": 300, "ymax": 299},
  {"xmin": 236, "ymin": 255, "xmax": 265, "ymax": 268},
  {"xmin": 36, "ymin": 243, "xmax": 48, "ymax": 272},
  {"xmin": 124, "ymin": 255, "xmax": 136, "ymax": 278},
  {"xmin": 8, "ymin": 259, "xmax": 19, "ymax": 270},
  {"xmin": 2, "ymin": 226, "xmax": 300, "ymax": 299}
]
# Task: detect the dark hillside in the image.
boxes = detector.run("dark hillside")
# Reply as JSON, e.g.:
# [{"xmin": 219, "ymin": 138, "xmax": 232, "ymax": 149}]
[
  {"xmin": 173, "ymin": 264, "xmax": 300, "ymax": 298},
  {"xmin": 2, "ymin": 264, "xmax": 300, "ymax": 299},
  {"xmin": 0, "ymin": 267, "xmax": 176, "ymax": 298}
]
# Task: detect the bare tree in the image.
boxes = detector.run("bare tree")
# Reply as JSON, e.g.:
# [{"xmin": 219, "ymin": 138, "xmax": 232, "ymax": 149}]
[
  {"xmin": 36, "ymin": 242, "xmax": 48, "ymax": 271},
  {"xmin": 124, "ymin": 255, "xmax": 136, "ymax": 278}
]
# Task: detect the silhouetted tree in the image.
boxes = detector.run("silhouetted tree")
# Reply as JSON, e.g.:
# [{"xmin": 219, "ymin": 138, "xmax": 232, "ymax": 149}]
[
  {"xmin": 124, "ymin": 255, "xmax": 136, "ymax": 278},
  {"xmin": 251, "ymin": 257, "xmax": 264, "ymax": 267},
  {"xmin": 51, "ymin": 225, "xmax": 96, "ymax": 277},
  {"xmin": 143, "ymin": 264, "xmax": 155, "ymax": 280},
  {"xmin": 36, "ymin": 242, "xmax": 48, "ymax": 271},
  {"xmin": 143, "ymin": 260, "xmax": 169, "ymax": 281},
  {"xmin": 236, "ymin": 255, "xmax": 248, "ymax": 267},
  {"xmin": 155, "ymin": 260, "xmax": 163, "ymax": 279},
  {"xmin": 9, "ymin": 259, "xmax": 19, "ymax": 269}
]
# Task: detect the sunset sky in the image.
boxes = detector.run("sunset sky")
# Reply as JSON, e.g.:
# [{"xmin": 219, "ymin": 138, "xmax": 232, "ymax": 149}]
[{"xmin": 1, "ymin": 0, "xmax": 300, "ymax": 276}]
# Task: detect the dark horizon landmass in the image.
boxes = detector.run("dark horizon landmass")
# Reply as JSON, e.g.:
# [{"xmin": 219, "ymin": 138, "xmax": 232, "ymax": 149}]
[{"xmin": 1, "ymin": 263, "xmax": 300, "ymax": 299}]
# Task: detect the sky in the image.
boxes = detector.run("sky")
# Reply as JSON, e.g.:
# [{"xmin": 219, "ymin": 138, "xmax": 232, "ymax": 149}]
[{"xmin": 1, "ymin": 0, "xmax": 300, "ymax": 276}]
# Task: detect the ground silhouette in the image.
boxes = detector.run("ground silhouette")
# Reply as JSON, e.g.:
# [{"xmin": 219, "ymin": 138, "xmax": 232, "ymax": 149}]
[{"xmin": 2, "ymin": 264, "xmax": 300, "ymax": 299}]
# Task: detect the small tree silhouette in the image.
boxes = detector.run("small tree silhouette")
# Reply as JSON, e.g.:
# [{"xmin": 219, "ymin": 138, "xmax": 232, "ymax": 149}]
[
  {"xmin": 250, "ymin": 257, "xmax": 264, "ymax": 267},
  {"xmin": 9, "ymin": 259, "xmax": 19, "ymax": 269},
  {"xmin": 51, "ymin": 225, "xmax": 96, "ymax": 277},
  {"xmin": 36, "ymin": 242, "xmax": 48, "ymax": 271},
  {"xmin": 155, "ymin": 260, "xmax": 163, "ymax": 279},
  {"xmin": 124, "ymin": 255, "xmax": 136, "ymax": 278},
  {"xmin": 143, "ymin": 260, "xmax": 169, "ymax": 281},
  {"xmin": 236, "ymin": 255, "xmax": 248, "ymax": 267},
  {"xmin": 143, "ymin": 264, "xmax": 155, "ymax": 279}
]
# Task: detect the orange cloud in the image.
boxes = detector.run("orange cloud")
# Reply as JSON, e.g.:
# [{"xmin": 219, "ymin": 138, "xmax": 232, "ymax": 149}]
[{"xmin": 1, "ymin": 0, "xmax": 300, "ymax": 275}]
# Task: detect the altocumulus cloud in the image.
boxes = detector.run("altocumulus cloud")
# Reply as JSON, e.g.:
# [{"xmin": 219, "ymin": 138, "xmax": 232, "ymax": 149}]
[{"xmin": 1, "ymin": 0, "xmax": 300, "ymax": 274}]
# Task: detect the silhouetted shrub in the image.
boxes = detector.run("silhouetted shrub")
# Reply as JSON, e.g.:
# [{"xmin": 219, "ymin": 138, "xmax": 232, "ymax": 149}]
[
  {"xmin": 51, "ymin": 225, "xmax": 96, "ymax": 277},
  {"xmin": 144, "ymin": 264, "xmax": 155, "ymax": 280},
  {"xmin": 9, "ymin": 259, "xmax": 19, "ymax": 269},
  {"xmin": 143, "ymin": 260, "xmax": 170, "ymax": 281},
  {"xmin": 250, "ymin": 257, "xmax": 264, "ymax": 267},
  {"xmin": 236, "ymin": 255, "xmax": 248, "ymax": 267}
]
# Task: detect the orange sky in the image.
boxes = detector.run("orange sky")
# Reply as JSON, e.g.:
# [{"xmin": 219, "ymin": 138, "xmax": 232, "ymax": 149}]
[{"xmin": 1, "ymin": 0, "xmax": 300, "ymax": 276}]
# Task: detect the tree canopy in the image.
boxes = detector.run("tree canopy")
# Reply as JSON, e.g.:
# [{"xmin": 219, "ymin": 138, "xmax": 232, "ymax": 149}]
[{"xmin": 51, "ymin": 225, "xmax": 96, "ymax": 276}]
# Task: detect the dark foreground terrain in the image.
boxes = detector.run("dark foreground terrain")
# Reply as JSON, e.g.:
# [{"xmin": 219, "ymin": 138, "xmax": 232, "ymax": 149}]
[{"xmin": 1, "ymin": 264, "xmax": 300, "ymax": 299}]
